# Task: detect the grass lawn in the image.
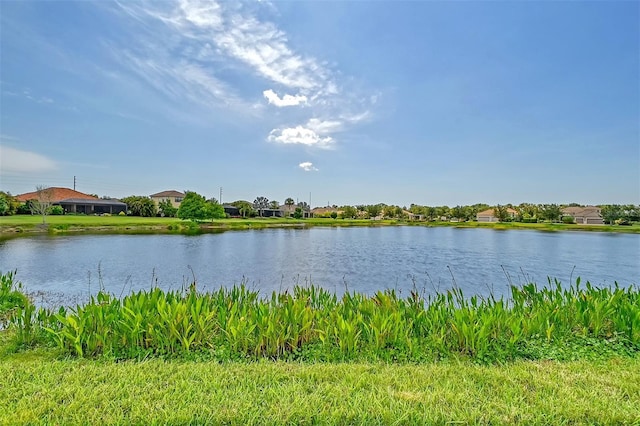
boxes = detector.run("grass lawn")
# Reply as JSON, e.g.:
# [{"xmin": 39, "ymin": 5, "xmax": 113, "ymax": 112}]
[
  {"xmin": 1, "ymin": 215, "xmax": 638, "ymax": 234},
  {"xmin": 1, "ymin": 341, "xmax": 639, "ymax": 425}
]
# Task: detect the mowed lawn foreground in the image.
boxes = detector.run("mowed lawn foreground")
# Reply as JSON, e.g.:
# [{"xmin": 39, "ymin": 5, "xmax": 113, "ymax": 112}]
[{"xmin": 1, "ymin": 347, "xmax": 639, "ymax": 425}]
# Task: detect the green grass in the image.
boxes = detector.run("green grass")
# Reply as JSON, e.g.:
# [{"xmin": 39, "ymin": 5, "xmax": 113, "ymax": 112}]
[
  {"xmin": 0, "ymin": 342, "xmax": 638, "ymax": 425},
  {"xmin": 2, "ymin": 270, "xmax": 640, "ymax": 424},
  {"xmin": 2, "ymin": 214, "xmax": 638, "ymax": 235}
]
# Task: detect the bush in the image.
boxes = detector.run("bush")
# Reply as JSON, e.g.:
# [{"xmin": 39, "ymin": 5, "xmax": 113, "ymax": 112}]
[
  {"xmin": 48, "ymin": 205, "xmax": 64, "ymax": 215},
  {"xmin": 118, "ymin": 211, "xmax": 126, "ymax": 216},
  {"xmin": 0, "ymin": 271, "xmax": 30, "ymax": 325},
  {"xmin": 16, "ymin": 204, "xmax": 32, "ymax": 215},
  {"xmin": 562, "ymin": 216, "xmax": 575, "ymax": 224}
]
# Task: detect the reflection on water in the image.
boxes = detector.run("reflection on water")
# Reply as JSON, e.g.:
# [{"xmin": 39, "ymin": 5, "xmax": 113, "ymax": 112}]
[{"xmin": 0, "ymin": 227, "xmax": 637, "ymax": 305}]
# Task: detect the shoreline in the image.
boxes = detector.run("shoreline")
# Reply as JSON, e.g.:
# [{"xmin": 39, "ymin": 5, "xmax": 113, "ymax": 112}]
[{"xmin": 1, "ymin": 216, "xmax": 638, "ymax": 237}]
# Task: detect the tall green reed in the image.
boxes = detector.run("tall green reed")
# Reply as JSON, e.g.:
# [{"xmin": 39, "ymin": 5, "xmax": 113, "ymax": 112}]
[{"xmin": 4, "ymin": 270, "xmax": 639, "ymax": 362}]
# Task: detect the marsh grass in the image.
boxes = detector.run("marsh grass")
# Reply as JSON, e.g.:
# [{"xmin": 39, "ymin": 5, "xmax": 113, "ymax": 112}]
[
  {"xmin": 4, "ymin": 271, "xmax": 638, "ymax": 363},
  {"xmin": 0, "ymin": 270, "xmax": 29, "ymax": 327}
]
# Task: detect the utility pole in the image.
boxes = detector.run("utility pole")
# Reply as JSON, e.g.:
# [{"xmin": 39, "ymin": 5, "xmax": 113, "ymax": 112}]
[
  {"xmin": 219, "ymin": 187, "xmax": 223, "ymax": 204},
  {"xmin": 73, "ymin": 176, "xmax": 76, "ymax": 191}
]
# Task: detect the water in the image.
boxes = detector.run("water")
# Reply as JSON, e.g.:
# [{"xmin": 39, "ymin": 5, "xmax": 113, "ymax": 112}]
[{"xmin": 0, "ymin": 227, "xmax": 638, "ymax": 305}]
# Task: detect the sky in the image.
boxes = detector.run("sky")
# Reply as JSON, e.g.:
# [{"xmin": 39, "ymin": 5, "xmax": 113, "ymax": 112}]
[{"xmin": 1, "ymin": 1, "xmax": 638, "ymax": 207}]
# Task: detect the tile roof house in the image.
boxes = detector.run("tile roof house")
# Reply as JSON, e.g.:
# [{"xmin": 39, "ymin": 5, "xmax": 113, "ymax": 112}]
[
  {"xmin": 561, "ymin": 206, "xmax": 603, "ymax": 225},
  {"xmin": 280, "ymin": 204, "xmax": 312, "ymax": 218},
  {"xmin": 150, "ymin": 190, "xmax": 185, "ymax": 209},
  {"xmin": 476, "ymin": 207, "xmax": 518, "ymax": 222},
  {"xmin": 403, "ymin": 210, "xmax": 424, "ymax": 221},
  {"xmin": 15, "ymin": 187, "xmax": 126, "ymax": 215},
  {"xmin": 311, "ymin": 207, "xmax": 342, "ymax": 217},
  {"xmin": 16, "ymin": 187, "xmax": 97, "ymax": 203}
]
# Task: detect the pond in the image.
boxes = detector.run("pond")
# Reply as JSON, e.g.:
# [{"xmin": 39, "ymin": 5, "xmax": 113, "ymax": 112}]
[{"xmin": 0, "ymin": 226, "xmax": 637, "ymax": 305}]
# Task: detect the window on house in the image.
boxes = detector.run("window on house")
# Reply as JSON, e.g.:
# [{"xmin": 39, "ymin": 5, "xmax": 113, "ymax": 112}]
[{"xmin": 175, "ymin": 197, "xmax": 183, "ymax": 203}]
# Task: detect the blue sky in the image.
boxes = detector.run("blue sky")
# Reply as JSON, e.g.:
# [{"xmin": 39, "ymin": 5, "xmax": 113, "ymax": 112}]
[{"xmin": 1, "ymin": 1, "xmax": 638, "ymax": 207}]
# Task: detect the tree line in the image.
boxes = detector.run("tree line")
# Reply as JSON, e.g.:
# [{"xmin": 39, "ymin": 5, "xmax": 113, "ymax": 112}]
[
  {"xmin": 120, "ymin": 192, "xmax": 225, "ymax": 221},
  {"xmin": 1, "ymin": 190, "xmax": 639, "ymax": 224}
]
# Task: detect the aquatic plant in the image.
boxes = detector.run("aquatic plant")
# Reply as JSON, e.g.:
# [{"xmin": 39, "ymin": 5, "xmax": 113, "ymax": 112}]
[{"xmin": 4, "ymin": 271, "xmax": 639, "ymax": 362}]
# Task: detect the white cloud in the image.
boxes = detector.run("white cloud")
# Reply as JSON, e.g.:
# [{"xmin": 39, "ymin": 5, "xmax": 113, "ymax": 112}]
[
  {"xmin": 299, "ymin": 162, "xmax": 318, "ymax": 172},
  {"xmin": 178, "ymin": 0, "xmax": 224, "ymax": 30},
  {"xmin": 263, "ymin": 89, "xmax": 307, "ymax": 107},
  {"xmin": 268, "ymin": 126, "xmax": 333, "ymax": 148},
  {"xmin": 115, "ymin": 46, "xmax": 243, "ymax": 110},
  {"xmin": 117, "ymin": 1, "xmax": 330, "ymax": 92},
  {"xmin": 307, "ymin": 118, "xmax": 343, "ymax": 134},
  {"xmin": 108, "ymin": 1, "xmax": 373, "ymax": 142},
  {"xmin": 268, "ymin": 117, "xmax": 348, "ymax": 149},
  {"xmin": 0, "ymin": 145, "xmax": 57, "ymax": 174}
]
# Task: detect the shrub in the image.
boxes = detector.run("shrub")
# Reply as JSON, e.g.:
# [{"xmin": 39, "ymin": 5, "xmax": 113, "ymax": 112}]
[
  {"xmin": 0, "ymin": 271, "xmax": 30, "ymax": 326},
  {"xmin": 16, "ymin": 204, "xmax": 32, "ymax": 215},
  {"xmin": 562, "ymin": 216, "xmax": 575, "ymax": 224},
  {"xmin": 48, "ymin": 205, "xmax": 64, "ymax": 215}
]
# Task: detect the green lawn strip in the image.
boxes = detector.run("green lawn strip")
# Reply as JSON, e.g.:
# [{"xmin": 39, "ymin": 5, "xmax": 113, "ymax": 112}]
[
  {"xmin": 1, "ymin": 215, "xmax": 638, "ymax": 234},
  {"xmin": 0, "ymin": 350, "xmax": 638, "ymax": 425}
]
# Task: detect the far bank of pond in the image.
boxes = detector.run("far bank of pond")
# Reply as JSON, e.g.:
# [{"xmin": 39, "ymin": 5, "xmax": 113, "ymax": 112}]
[{"xmin": 1, "ymin": 215, "xmax": 639, "ymax": 236}]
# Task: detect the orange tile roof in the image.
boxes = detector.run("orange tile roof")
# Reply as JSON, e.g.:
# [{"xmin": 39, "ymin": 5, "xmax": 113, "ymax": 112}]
[{"xmin": 15, "ymin": 187, "xmax": 98, "ymax": 202}]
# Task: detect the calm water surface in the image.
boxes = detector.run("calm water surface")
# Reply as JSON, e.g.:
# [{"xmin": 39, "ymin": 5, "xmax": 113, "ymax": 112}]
[{"xmin": 0, "ymin": 227, "xmax": 637, "ymax": 305}]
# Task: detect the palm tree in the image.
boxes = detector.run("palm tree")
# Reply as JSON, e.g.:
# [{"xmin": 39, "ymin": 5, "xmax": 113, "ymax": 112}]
[
  {"xmin": 253, "ymin": 196, "xmax": 269, "ymax": 217},
  {"xmin": 284, "ymin": 197, "xmax": 295, "ymax": 217}
]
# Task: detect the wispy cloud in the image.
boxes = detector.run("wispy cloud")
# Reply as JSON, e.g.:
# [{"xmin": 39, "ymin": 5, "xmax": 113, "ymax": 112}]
[
  {"xmin": 108, "ymin": 0, "xmax": 372, "ymax": 143},
  {"xmin": 116, "ymin": 47, "xmax": 242, "ymax": 110},
  {"xmin": 263, "ymin": 89, "xmax": 307, "ymax": 107},
  {"xmin": 307, "ymin": 118, "xmax": 344, "ymax": 134},
  {"xmin": 0, "ymin": 145, "xmax": 57, "ymax": 174},
  {"xmin": 3, "ymin": 87, "xmax": 56, "ymax": 105},
  {"xmin": 299, "ymin": 161, "xmax": 318, "ymax": 172}
]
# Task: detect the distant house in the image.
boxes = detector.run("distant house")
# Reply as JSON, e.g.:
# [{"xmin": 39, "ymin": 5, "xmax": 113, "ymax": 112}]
[
  {"xmin": 260, "ymin": 208, "xmax": 283, "ymax": 218},
  {"xmin": 311, "ymin": 207, "xmax": 341, "ymax": 218},
  {"xmin": 150, "ymin": 190, "xmax": 184, "ymax": 209},
  {"xmin": 476, "ymin": 207, "xmax": 518, "ymax": 222},
  {"xmin": 280, "ymin": 204, "xmax": 297, "ymax": 217},
  {"xmin": 223, "ymin": 205, "xmax": 241, "ymax": 217},
  {"xmin": 561, "ymin": 206, "xmax": 603, "ymax": 225},
  {"xmin": 403, "ymin": 210, "xmax": 424, "ymax": 221},
  {"xmin": 16, "ymin": 187, "xmax": 126, "ymax": 215},
  {"xmin": 280, "ymin": 204, "xmax": 312, "ymax": 218}
]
